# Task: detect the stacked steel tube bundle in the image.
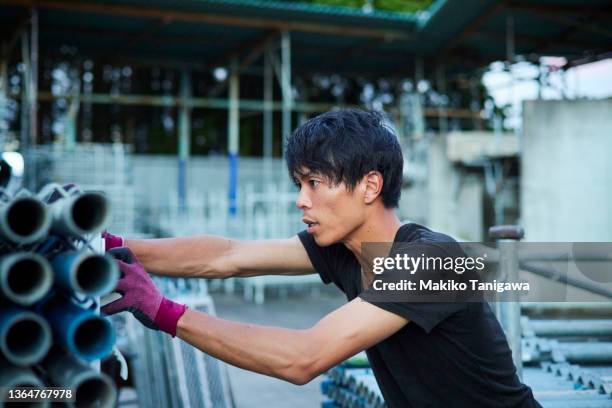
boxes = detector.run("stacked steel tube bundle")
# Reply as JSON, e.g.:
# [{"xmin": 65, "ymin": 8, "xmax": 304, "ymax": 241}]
[
  {"xmin": 321, "ymin": 353, "xmax": 385, "ymax": 408},
  {"xmin": 0, "ymin": 182, "xmax": 118, "ymax": 407},
  {"xmin": 125, "ymin": 281, "xmax": 234, "ymax": 408},
  {"xmin": 520, "ymin": 305, "xmax": 612, "ymax": 407}
]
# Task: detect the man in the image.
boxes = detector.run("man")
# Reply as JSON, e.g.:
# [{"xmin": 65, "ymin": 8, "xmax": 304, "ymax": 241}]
[{"xmin": 103, "ymin": 109, "xmax": 540, "ymax": 407}]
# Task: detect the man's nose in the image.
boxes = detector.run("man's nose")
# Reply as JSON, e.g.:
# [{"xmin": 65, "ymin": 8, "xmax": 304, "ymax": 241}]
[{"xmin": 296, "ymin": 188, "xmax": 311, "ymax": 210}]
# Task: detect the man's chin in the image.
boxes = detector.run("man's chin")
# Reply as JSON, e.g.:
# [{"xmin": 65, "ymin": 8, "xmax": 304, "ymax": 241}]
[{"xmin": 313, "ymin": 234, "xmax": 335, "ymax": 247}]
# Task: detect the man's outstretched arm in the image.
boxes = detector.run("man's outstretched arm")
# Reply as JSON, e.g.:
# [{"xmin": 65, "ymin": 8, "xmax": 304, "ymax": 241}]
[
  {"xmin": 176, "ymin": 297, "xmax": 408, "ymax": 385},
  {"xmin": 123, "ymin": 235, "xmax": 314, "ymax": 279}
]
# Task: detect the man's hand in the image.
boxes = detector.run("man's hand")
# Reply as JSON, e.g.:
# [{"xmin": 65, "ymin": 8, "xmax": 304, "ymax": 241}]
[
  {"xmin": 101, "ymin": 247, "xmax": 187, "ymax": 337},
  {"xmin": 102, "ymin": 231, "xmax": 124, "ymax": 251}
]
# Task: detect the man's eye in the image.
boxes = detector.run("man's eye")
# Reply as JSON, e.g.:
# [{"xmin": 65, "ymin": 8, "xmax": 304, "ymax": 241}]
[{"xmin": 309, "ymin": 180, "xmax": 319, "ymax": 188}]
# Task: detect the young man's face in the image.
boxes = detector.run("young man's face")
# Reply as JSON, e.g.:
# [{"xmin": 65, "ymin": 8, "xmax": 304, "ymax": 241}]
[{"xmin": 295, "ymin": 169, "xmax": 367, "ymax": 246}]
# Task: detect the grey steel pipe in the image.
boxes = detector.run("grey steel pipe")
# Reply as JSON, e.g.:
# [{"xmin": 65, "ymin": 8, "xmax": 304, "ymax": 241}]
[
  {"xmin": 0, "ymin": 196, "xmax": 51, "ymax": 244},
  {"xmin": 553, "ymin": 343, "xmax": 612, "ymax": 364},
  {"xmin": 43, "ymin": 297, "xmax": 115, "ymax": 361},
  {"xmin": 522, "ymin": 319, "xmax": 612, "ymax": 337},
  {"xmin": 0, "ymin": 252, "xmax": 53, "ymax": 305},
  {"xmin": 50, "ymin": 192, "xmax": 110, "ymax": 237},
  {"xmin": 522, "ymin": 302, "xmax": 612, "ymax": 317},
  {"xmin": 520, "ymin": 261, "xmax": 612, "ymax": 299},
  {"xmin": 537, "ymin": 397, "xmax": 612, "ymax": 408},
  {"xmin": 0, "ymin": 361, "xmax": 49, "ymax": 408},
  {"xmin": 0, "ymin": 307, "xmax": 52, "ymax": 366},
  {"xmin": 346, "ymin": 369, "xmax": 373, "ymax": 392},
  {"xmin": 43, "ymin": 352, "xmax": 117, "ymax": 408},
  {"xmin": 490, "ymin": 225, "xmax": 523, "ymax": 379},
  {"xmin": 51, "ymin": 251, "xmax": 119, "ymax": 297}
]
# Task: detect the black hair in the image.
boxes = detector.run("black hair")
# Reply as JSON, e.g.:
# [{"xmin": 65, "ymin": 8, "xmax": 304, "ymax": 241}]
[{"xmin": 285, "ymin": 108, "xmax": 403, "ymax": 208}]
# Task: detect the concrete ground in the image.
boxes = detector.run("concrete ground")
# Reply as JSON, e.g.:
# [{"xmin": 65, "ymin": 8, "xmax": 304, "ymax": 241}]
[{"xmin": 211, "ymin": 287, "xmax": 346, "ymax": 408}]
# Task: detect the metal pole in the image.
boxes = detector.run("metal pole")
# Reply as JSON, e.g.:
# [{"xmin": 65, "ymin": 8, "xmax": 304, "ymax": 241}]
[
  {"xmin": 0, "ymin": 45, "xmax": 7, "ymax": 147},
  {"xmin": 29, "ymin": 8, "xmax": 38, "ymax": 148},
  {"xmin": 470, "ymin": 78, "xmax": 482, "ymax": 130},
  {"xmin": 435, "ymin": 65, "xmax": 448, "ymax": 135},
  {"xmin": 228, "ymin": 58, "xmax": 239, "ymax": 217},
  {"xmin": 263, "ymin": 46, "xmax": 273, "ymax": 179},
  {"xmin": 506, "ymin": 13, "xmax": 517, "ymax": 137},
  {"xmin": 280, "ymin": 30, "xmax": 292, "ymax": 155},
  {"xmin": 489, "ymin": 225, "xmax": 524, "ymax": 379},
  {"xmin": 506, "ymin": 14, "xmax": 515, "ymax": 65},
  {"xmin": 20, "ymin": 31, "xmax": 29, "ymax": 152},
  {"xmin": 0, "ymin": 47, "xmax": 6, "ymax": 92},
  {"xmin": 64, "ymin": 96, "xmax": 79, "ymax": 149},
  {"xmin": 178, "ymin": 70, "xmax": 192, "ymax": 214},
  {"xmin": 297, "ymin": 84, "xmax": 308, "ymax": 127},
  {"xmin": 413, "ymin": 57, "xmax": 425, "ymax": 139}
]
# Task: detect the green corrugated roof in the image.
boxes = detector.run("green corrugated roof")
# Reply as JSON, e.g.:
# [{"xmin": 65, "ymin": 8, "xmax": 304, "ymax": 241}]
[
  {"xmin": 191, "ymin": 0, "xmax": 420, "ymax": 22},
  {"xmin": 0, "ymin": 0, "xmax": 610, "ymax": 78}
]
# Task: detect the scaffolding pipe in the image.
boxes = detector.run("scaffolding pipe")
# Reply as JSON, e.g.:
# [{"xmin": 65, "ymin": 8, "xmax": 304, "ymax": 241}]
[
  {"xmin": 435, "ymin": 64, "xmax": 448, "ymax": 134},
  {"xmin": 263, "ymin": 46, "xmax": 273, "ymax": 162},
  {"xmin": 228, "ymin": 58, "xmax": 239, "ymax": 217},
  {"xmin": 50, "ymin": 192, "xmax": 110, "ymax": 237},
  {"xmin": 50, "ymin": 251, "xmax": 119, "ymax": 297},
  {"xmin": 0, "ymin": 362, "xmax": 48, "ymax": 407},
  {"xmin": 520, "ymin": 261, "xmax": 612, "ymax": 299},
  {"xmin": 553, "ymin": 343, "xmax": 612, "ymax": 364},
  {"xmin": 521, "ymin": 302, "xmax": 612, "ymax": 316},
  {"xmin": 0, "ymin": 47, "xmax": 6, "ymax": 147},
  {"xmin": 29, "ymin": 8, "xmax": 38, "ymax": 147},
  {"xmin": 280, "ymin": 30, "xmax": 292, "ymax": 153},
  {"xmin": 0, "ymin": 195, "xmax": 51, "ymax": 244},
  {"xmin": 413, "ymin": 57, "xmax": 425, "ymax": 139},
  {"xmin": 0, "ymin": 307, "xmax": 52, "ymax": 366},
  {"xmin": 43, "ymin": 297, "xmax": 115, "ymax": 361},
  {"xmin": 20, "ymin": 30, "xmax": 29, "ymax": 152},
  {"xmin": 44, "ymin": 352, "xmax": 117, "ymax": 408},
  {"xmin": 177, "ymin": 70, "xmax": 191, "ymax": 214},
  {"xmin": 0, "ymin": 252, "xmax": 53, "ymax": 306},
  {"xmin": 490, "ymin": 225, "xmax": 523, "ymax": 379},
  {"xmin": 522, "ymin": 319, "xmax": 612, "ymax": 337}
]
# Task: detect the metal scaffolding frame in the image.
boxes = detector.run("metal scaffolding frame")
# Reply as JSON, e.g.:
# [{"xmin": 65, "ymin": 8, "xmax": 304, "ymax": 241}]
[{"xmin": 0, "ymin": 7, "xmax": 480, "ymax": 214}]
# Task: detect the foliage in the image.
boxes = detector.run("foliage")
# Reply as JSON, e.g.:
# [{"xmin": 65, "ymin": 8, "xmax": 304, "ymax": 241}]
[{"xmin": 305, "ymin": 0, "xmax": 433, "ymax": 13}]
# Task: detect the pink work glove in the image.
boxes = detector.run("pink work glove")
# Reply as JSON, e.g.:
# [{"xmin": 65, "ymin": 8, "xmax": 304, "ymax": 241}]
[
  {"xmin": 102, "ymin": 231, "xmax": 124, "ymax": 251},
  {"xmin": 101, "ymin": 247, "xmax": 187, "ymax": 337}
]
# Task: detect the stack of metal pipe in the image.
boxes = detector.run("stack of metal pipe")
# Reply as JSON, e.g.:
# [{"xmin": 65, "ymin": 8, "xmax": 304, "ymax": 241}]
[
  {"xmin": 522, "ymin": 314, "xmax": 612, "ymax": 365},
  {"xmin": 0, "ymin": 183, "xmax": 118, "ymax": 407},
  {"xmin": 527, "ymin": 364, "xmax": 612, "ymax": 408},
  {"xmin": 321, "ymin": 353, "xmax": 385, "ymax": 408},
  {"xmin": 520, "ymin": 303, "xmax": 612, "ymax": 407},
  {"xmin": 126, "ymin": 286, "xmax": 235, "ymax": 408}
]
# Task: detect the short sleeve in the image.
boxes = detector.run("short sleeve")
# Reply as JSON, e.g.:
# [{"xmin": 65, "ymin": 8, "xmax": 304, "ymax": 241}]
[
  {"xmin": 362, "ymin": 301, "xmax": 466, "ymax": 334},
  {"xmin": 297, "ymin": 230, "xmax": 357, "ymax": 292},
  {"xmin": 298, "ymin": 230, "xmax": 333, "ymax": 284}
]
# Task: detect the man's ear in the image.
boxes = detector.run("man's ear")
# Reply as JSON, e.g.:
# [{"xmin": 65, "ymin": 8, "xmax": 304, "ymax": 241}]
[{"xmin": 363, "ymin": 171, "xmax": 383, "ymax": 204}]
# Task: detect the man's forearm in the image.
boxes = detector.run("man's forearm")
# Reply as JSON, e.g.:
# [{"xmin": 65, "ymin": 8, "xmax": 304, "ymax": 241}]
[
  {"xmin": 176, "ymin": 309, "xmax": 317, "ymax": 385},
  {"xmin": 124, "ymin": 236, "xmax": 234, "ymax": 278}
]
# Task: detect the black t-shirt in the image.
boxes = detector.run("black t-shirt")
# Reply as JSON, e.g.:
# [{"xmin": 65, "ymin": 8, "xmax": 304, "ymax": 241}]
[{"xmin": 298, "ymin": 223, "xmax": 540, "ymax": 408}]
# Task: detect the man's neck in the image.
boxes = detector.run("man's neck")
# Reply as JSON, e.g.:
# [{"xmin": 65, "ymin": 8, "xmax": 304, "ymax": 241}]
[{"xmin": 343, "ymin": 209, "xmax": 402, "ymax": 270}]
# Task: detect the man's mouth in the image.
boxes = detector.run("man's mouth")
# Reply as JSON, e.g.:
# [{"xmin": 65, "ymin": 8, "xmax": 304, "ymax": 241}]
[{"xmin": 303, "ymin": 218, "xmax": 319, "ymax": 231}]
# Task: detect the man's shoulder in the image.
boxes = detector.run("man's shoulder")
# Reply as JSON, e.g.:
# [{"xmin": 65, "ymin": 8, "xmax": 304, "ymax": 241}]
[{"xmin": 396, "ymin": 222, "xmax": 458, "ymax": 245}]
